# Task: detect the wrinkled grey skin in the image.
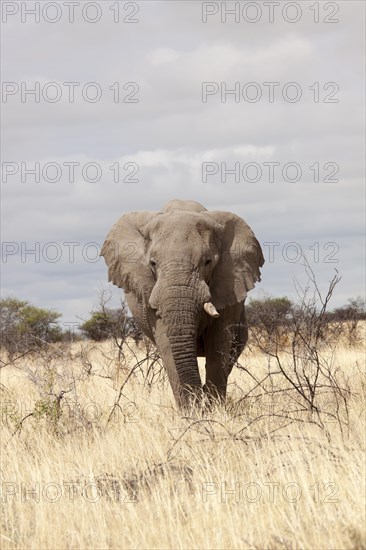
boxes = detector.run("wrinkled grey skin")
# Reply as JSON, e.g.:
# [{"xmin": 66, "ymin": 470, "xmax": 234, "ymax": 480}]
[{"xmin": 101, "ymin": 199, "xmax": 264, "ymax": 408}]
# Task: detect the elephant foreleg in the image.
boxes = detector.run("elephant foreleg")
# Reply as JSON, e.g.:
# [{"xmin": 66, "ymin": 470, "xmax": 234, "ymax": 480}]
[{"xmin": 203, "ymin": 304, "xmax": 248, "ymax": 401}]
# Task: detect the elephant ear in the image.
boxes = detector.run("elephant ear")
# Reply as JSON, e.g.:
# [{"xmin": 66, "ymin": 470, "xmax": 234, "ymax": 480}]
[
  {"xmin": 101, "ymin": 211, "xmax": 157, "ymax": 300},
  {"xmin": 205, "ymin": 211, "xmax": 264, "ymax": 310}
]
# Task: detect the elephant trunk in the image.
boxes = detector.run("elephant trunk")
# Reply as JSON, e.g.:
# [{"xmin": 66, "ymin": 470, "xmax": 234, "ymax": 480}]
[
  {"xmin": 167, "ymin": 323, "xmax": 200, "ymax": 383},
  {"xmin": 164, "ymin": 295, "xmax": 201, "ymax": 390},
  {"xmin": 155, "ymin": 270, "xmax": 205, "ymax": 405}
]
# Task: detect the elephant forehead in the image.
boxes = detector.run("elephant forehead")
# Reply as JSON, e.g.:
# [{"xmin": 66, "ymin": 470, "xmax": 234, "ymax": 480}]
[
  {"xmin": 145, "ymin": 212, "xmax": 216, "ymax": 236},
  {"xmin": 162, "ymin": 199, "xmax": 207, "ymax": 212},
  {"xmin": 154, "ymin": 230, "xmax": 206, "ymax": 251}
]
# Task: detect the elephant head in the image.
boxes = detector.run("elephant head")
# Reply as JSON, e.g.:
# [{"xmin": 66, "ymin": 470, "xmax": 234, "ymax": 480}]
[{"xmin": 101, "ymin": 199, "xmax": 264, "ymax": 406}]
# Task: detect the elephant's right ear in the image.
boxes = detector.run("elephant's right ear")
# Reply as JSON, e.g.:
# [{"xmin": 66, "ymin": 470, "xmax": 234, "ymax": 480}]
[{"xmin": 101, "ymin": 211, "xmax": 157, "ymax": 300}]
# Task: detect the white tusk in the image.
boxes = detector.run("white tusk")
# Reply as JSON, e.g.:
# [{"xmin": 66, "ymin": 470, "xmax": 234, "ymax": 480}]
[{"xmin": 204, "ymin": 302, "xmax": 220, "ymax": 318}]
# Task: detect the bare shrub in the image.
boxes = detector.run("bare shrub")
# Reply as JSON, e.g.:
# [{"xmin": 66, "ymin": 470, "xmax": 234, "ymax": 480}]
[
  {"xmin": 236, "ymin": 263, "xmax": 354, "ymax": 438},
  {"xmin": 246, "ymin": 296, "xmax": 293, "ymax": 350},
  {"xmin": 79, "ymin": 290, "xmax": 142, "ymax": 353},
  {"xmin": 77, "ymin": 290, "xmax": 165, "ymax": 390}
]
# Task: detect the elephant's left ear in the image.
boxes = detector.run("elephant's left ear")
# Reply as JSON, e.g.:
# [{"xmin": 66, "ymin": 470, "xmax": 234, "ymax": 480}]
[{"xmin": 205, "ymin": 211, "xmax": 264, "ymax": 310}]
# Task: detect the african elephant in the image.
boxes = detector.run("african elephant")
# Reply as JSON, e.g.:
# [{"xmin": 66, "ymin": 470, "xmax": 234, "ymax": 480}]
[{"xmin": 101, "ymin": 199, "xmax": 264, "ymax": 408}]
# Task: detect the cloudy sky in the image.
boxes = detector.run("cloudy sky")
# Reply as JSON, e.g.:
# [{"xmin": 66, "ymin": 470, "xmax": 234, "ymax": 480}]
[{"xmin": 2, "ymin": 0, "xmax": 365, "ymax": 327}]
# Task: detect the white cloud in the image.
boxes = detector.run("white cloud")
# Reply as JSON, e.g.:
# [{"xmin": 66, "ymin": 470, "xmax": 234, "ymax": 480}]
[{"xmin": 147, "ymin": 48, "xmax": 181, "ymax": 66}]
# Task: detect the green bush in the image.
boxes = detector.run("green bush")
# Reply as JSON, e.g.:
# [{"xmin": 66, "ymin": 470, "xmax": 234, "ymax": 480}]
[
  {"xmin": 0, "ymin": 297, "xmax": 62, "ymax": 356},
  {"xmin": 80, "ymin": 306, "xmax": 142, "ymax": 343}
]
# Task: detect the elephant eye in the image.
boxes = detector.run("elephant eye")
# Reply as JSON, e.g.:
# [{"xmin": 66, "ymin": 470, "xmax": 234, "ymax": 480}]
[
  {"xmin": 205, "ymin": 258, "xmax": 212, "ymax": 266},
  {"xmin": 149, "ymin": 258, "xmax": 157, "ymax": 268}
]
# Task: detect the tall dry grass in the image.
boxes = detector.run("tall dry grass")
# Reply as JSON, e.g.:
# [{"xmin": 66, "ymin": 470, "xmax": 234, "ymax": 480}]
[{"xmin": 0, "ymin": 335, "xmax": 365, "ymax": 550}]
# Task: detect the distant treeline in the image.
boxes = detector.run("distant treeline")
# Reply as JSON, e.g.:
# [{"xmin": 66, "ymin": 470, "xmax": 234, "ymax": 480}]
[{"xmin": 0, "ymin": 295, "xmax": 365, "ymax": 356}]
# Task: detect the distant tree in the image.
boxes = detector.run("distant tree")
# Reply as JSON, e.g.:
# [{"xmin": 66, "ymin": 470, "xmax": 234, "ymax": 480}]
[
  {"xmin": 80, "ymin": 309, "xmax": 123, "ymax": 341},
  {"xmin": 326, "ymin": 297, "xmax": 366, "ymax": 346},
  {"xmin": 80, "ymin": 305, "xmax": 142, "ymax": 343},
  {"xmin": 0, "ymin": 297, "xmax": 62, "ymax": 356},
  {"xmin": 331, "ymin": 297, "xmax": 366, "ymax": 321},
  {"xmin": 20, "ymin": 304, "xmax": 62, "ymax": 341},
  {"xmin": 246, "ymin": 294, "xmax": 365, "ymax": 349},
  {"xmin": 80, "ymin": 291, "xmax": 143, "ymax": 362},
  {"xmin": 246, "ymin": 296, "xmax": 293, "ymax": 349}
]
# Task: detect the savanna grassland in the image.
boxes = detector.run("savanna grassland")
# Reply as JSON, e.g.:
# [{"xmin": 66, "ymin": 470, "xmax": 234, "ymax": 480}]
[{"xmin": 1, "ymin": 328, "xmax": 365, "ymax": 550}]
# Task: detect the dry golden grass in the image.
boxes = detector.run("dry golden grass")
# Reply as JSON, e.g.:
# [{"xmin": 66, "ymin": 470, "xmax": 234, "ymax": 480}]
[{"xmin": 1, "ymin": 336, "xmax": 365, "ymax": 550}]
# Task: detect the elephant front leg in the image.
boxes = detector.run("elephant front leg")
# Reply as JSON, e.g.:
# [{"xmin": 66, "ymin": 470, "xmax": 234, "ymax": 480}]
[
  {"xmin": 203, "ymin": 336, "xmax": 232, "ymax": 401},
  {"xmin": 203, "ymin": 304, "xmax": 247, "ymax": 401}
]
